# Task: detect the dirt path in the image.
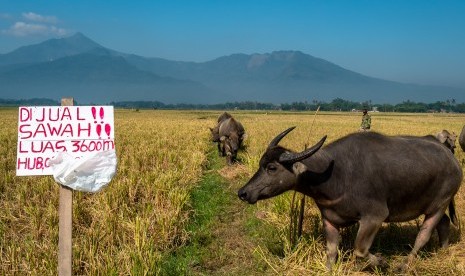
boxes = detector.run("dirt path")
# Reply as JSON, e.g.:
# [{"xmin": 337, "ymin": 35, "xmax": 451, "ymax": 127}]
[
  {"xmin": 160, "ymin": 151, "xmax": 272, "ymax": 275},
  {"xmin": 193, "ymin": 164, "xmax": 267, "ymax": 275}
]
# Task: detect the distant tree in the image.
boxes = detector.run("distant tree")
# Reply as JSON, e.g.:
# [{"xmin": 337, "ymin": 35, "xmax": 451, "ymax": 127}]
[
  {"xmin": 375, "ymin": 104, "xmax": 394, "ymax": 112},
  {"xmin": 454, "ymin": 103, "xmax": 465, "ymax": 113},
  {"xmin": 4, "ymin": 97, "xmax": 465, "ymax": 113}
]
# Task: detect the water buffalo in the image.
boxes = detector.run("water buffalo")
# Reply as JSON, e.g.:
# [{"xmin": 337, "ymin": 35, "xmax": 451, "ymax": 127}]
[
  {"xmin": 219, "ymin": 117, "xmax": 246, "ymax": 165},
  {"xmin": 210, "ymin": 112, "xmax": 245, "ymax": 165},
  {"xmin": 459, "ymin": 125, "xmax": 465, "ymax": 152},
  {"xmin": 435, "ymin": 130, "xmax": 457, "ymax": 153},
  {"xmin": 210, "ymin": 112, "xmax": 233, "ymax": 145},
  {"xmin": 238, "ymin": 127, "xmax": 462, "ymax": 270}
]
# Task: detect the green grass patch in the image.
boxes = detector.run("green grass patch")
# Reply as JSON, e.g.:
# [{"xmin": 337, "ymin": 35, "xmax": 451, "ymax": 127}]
[{"xmin": 158, "ymin": 148, "xmax": 232, "ymax": 275}]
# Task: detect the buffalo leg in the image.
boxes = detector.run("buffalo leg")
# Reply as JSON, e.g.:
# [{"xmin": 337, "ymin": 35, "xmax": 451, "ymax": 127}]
[
  {"xmin": 409, "ymin": 210, "xmax": 446, "ymax": 258},
  {"xmin": 217, "ymin": 142, "xmax": 222, "ymax": 156},
  {"xmin": 393, "ymin": 210, "xmax": 447, "ymax": 272},
  {"xmin": 436, "ymin": 214, "xmax": 451, "ymax": 248},
  {"xmin": 323, "ymin": 218, "xmax": 340, "ymax": 269},
  {"xmin": 220, "ymin": 142, "xmax": 227, "ymax": 156},
  {"xmin": 226, "ymin": 153, "xmax": 233, "ymax": 165},
  {"xmin": 353, "ymin": 218, "xmax": 385, "ymax": 267}
]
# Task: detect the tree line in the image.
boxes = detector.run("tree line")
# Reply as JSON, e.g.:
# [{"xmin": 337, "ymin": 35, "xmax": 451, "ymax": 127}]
[
  {"xmin": 110, "ymin": 98, "xmax": 465, "ymax": 113},
  {"xmin": 2, "ymin": 98, "xmax": 465, "ymax": 113}
]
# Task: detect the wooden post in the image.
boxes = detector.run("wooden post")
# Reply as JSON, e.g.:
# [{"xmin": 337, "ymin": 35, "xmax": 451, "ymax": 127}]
[{"xmin": 59, "ymin": 97, "xmax": 73, "ymax": 276}]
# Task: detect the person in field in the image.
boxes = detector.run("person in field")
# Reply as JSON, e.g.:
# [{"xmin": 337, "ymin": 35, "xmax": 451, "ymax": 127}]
[{"xmin": 359, "ymin": 108, "xmax": 371, "ymax": 132}]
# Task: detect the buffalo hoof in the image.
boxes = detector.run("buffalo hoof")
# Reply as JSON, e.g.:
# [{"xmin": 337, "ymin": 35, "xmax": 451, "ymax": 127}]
[
  {"xmin": 393, "ymin": 256, "xmax": 414, "ymax": 274},
  {"xmin": 393, "ymin": 263, "xmax": 409, "ymax": 274},
  {"xmin": 355, "ymin": 253, "xmax": 388, "ymax": 272},
  {"xmin": 325, "ymin": 259, "xmax": 336, "ymax": 272},
  {"xmin": 369, "ymin": 253, "xmax": 388, "ymax": 268}
]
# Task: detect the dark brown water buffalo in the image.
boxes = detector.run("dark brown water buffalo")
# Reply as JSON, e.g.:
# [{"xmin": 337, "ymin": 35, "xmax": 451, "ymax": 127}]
[
  {"xmin": 210, "ymin": 112, "xmax": 245, "ymax": 165},
  {"xmin": 459, "ymin": 125, "xmax": 465, "ymax": 152},
  {"xmin": 238, "ymin": 127, "xmax": 462, "ymax": 270},
  {"xmin": 435, "ymin": 130, "xmax": 457, "ymax": 153},
  {"xmin": 210, "ymin": 112, "xmax": 233, "ymax": 145}
]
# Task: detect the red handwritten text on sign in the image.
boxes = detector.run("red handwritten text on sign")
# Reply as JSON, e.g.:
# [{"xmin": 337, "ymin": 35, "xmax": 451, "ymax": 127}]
[{"xmin": 16, "ymin": 106, "xmax": 115, "ymax": 176}]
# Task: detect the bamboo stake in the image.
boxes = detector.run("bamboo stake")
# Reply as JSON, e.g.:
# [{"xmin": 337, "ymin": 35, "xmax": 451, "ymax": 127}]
[{"xmin": 58, "ymin": 97, "xmax": 73, "ymax": 276}]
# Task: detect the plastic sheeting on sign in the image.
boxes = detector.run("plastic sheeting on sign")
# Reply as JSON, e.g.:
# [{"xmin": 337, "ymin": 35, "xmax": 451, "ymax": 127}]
[{"xmin": 49, "ymin": 150, "xmax": 117, "ymax": 192}]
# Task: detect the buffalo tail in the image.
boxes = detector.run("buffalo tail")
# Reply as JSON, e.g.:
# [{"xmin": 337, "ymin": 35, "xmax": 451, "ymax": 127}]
[{"xmin": 449, "ymin": 199, "xmax": 460, "ymax": 230}]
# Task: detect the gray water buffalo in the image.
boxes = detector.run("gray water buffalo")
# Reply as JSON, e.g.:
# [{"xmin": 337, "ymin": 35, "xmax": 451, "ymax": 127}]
[
  {"xmin": 459, "ymin": 125, "xmax": 465, "ymax": 152},
  {"xmin": 238, "ymin": 127, "xmax": 462, "ymax": 270},
  {"xmin": 210, "ymin": 113, "xmax": 245, "ymax": 165},
  {"xmin": 436, "ymin": 130, "xmax": 457, "ymax": 153}
]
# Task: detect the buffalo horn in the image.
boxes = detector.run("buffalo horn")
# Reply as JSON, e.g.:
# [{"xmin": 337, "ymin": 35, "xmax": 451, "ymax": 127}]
[
  {"xmin": 279, "ymin": 135, "xmax": 327, "ymax": 164},
  {"xmin": 268, "ymin": 126, "xmax": 296, "ymax": 149}
]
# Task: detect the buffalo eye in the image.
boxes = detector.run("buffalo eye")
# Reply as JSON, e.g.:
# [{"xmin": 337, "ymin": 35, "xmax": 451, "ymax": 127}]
[{"xmin": 266, "ymin": 163, "xmax": 278, "ymax": 173}]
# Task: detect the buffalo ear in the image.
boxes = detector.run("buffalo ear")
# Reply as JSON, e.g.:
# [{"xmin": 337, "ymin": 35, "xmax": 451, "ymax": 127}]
[{"xmin": 292, "ymin": 162, "xmax": 308, "ymax": 175}]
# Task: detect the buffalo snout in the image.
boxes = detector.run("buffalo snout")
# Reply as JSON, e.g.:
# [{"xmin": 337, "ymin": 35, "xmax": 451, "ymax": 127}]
[
  {"xmin": 238, "ymin": 188, "xmax": 247, "ymax": 201},
  {"xmin": 237, "ymin": 186, "xmax": 258, "ymax": 204}
]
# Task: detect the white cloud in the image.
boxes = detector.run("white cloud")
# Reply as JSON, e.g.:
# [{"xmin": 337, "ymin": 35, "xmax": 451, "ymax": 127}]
[
  {"xmin": 1, "ymin": 21, "xmax": 68, "ymax": 37},
  {"xmin": 1, "ymin": 12, "xmax": 69, "ymax": 37},
  {"xmin": 22, "ymin": 12, "xmax": 58, "ymax": 24}
]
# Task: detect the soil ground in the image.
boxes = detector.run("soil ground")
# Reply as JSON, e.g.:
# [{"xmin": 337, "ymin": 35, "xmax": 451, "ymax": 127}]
[{"xmin": 160, "ymin": 151, "xmax": 273, "ymax": 276}]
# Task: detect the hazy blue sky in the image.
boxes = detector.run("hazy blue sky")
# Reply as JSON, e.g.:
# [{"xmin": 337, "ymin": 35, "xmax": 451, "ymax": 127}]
[{"xmin": 1, "ymin": 0, "xmax": 464, "ymax": 87}]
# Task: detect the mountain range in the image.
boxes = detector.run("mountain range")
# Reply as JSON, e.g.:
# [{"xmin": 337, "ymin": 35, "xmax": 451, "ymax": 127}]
[{"xmin": 1, "ymin": 32, "xmax": 464, "ymax": 104}]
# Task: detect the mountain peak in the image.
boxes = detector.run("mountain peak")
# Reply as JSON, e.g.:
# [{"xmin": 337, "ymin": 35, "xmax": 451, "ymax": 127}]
[
  {"xmin": 2, "ymin": 35, "xmax": 464, "ymax": 104},
  {"xmin": 0, "ymin": 32, "xmax": 103, "ymax": 66},
  {"xmin": 247, "ymin": 51, "xmax": 308, "ymax": 68},
  {"xmin": 72, "ymin": 31, "xmax": 86, "ymax": 38},
  {"xmin": 63, "ymin": 32, "xmax": 100, "ymax": 47}
]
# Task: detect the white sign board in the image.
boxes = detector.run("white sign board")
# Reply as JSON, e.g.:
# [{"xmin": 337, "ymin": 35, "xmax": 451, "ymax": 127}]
[{"xmin": 16, "ymin": 106, "xmax": 115, "ymax": 176}]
